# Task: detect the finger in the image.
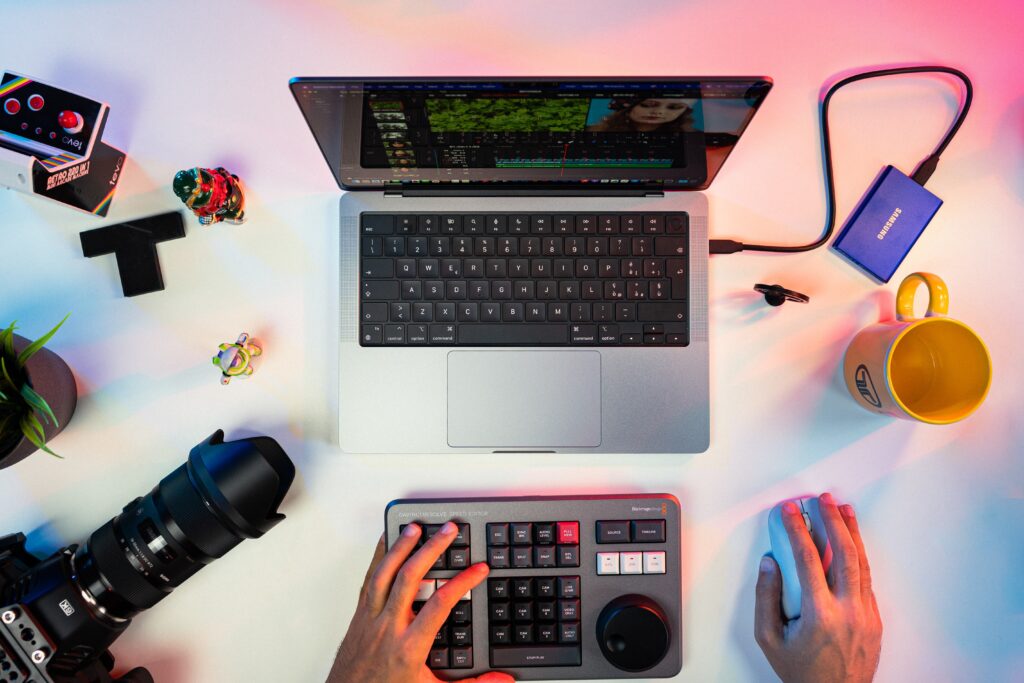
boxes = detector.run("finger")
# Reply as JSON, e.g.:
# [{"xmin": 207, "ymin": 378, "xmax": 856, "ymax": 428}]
[
  {"xmin": 840, "ymin": 504, "xmax": 875, "ymax": 603},
  {"xmin": 364, "ymin": 524, "xmax": 422, "ymax": 614},
  {"xmin": 818, "ymin": 493, "xmax": 860, "ymax": 597},
  {"xmin": 359, "ymin": 533, "xmax": 387, "ymax": 596},
  {"xmin": 456, "ymin": 673, "xmax": 517, "ymax": 682},
  {"xmin": 781, "ymin": 500, "xmax": 829, "ymax": 606},
  {"xmin": 408, "ymin": 562, "xmax": 489, "ymax": 644},
  {"xmin": 384, "ymin": 521, "xmax": 460, "ymax": 616},
  {"xmin": 754, "ymin": 555, "xmax": 783, "ymax": 650}
]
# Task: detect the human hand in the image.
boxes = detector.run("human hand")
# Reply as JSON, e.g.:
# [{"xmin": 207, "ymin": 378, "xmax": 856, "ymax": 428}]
[
  {"xmin": 327, "ymin": 522, "xmax": 515, "ymax": 683},
  {"xmin": 754, "ymin": 494, "xmax": 883, "ymax": 683}
]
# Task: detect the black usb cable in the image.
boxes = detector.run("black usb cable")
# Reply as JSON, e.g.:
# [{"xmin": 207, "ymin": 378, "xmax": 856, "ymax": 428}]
[{"xmin": 709, "ymin": 66, "xmax": 973, "ymax": 255}]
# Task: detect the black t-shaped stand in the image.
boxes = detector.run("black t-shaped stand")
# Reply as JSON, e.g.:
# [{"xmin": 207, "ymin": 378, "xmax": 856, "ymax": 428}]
[{"xmin": 80, "ymin": 212, "xmax": 186, "ymax": 297}]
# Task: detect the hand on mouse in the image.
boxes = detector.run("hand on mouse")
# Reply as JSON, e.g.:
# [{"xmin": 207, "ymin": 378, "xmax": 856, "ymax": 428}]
[
  {"xmin": 327, "ymin": 522, "xmax": 515, "ymax": 683},
  {"xmin": 754, "ymin": 494, "xmax": 883, "ymax": 683}
]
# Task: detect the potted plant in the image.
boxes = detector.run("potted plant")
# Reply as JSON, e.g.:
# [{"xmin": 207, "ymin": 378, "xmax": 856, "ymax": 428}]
[{"xmin": 0, "ymin": 315, "xmax": 76, "ymax": 468}]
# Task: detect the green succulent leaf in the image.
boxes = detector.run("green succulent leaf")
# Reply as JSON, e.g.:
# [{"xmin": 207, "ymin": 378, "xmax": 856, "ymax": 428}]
[
  {"xmin": 17, "ymin": 314, "xmax": 70, "ymax": 367},
  {"xmin": 20, "ymin": 383, "xmax": 58, "ymax": 427},
  {"xmin": 0, "ymin": 322, "xmax": 15, "ymax": 358},
  {"xmin": 20, "ymin": 413, "xmax": 61, "ymax": 458}
]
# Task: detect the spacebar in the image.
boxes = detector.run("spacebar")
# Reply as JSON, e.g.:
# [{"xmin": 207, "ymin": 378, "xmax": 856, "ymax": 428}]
[
  {"xmin": 490, "ymin": 645, "xmax": 582, "ymax": 667},
  {"xmin": 458, "ymin": 324, "xmax": 567, "ymax": 345}
]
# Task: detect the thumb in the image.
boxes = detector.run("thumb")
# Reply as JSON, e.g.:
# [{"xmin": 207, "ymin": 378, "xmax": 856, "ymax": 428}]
[
  {"xmin": 458, "ymin": 673, "xmax": 516, "ymax": 683},
  {"xmin": 754, "ymin": 554, "xmax": 783, "ymax": 651}
]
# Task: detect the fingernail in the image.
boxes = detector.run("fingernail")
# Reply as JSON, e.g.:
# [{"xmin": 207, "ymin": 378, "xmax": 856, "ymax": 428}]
[
  {"xmin": 841, "ymin": 504, "xmax": 855, "ymax": 518},
  {"xmin": 782, "ymin": 501, "xmax": 799, "ymax": 515},
  {"xmin": 759, "ymin": 556, "xmax": 776, "ymax": 574},
  {"xmin": 441, "ymin": 521, "xmax": 458, "ymax": 535},
  {"xmin": 821, "ymin": 492, "xmax": 835, "ymax": 506},
  {"xmin": 402, "ymin": 523, "xmax": 420, "ymax": 537}
]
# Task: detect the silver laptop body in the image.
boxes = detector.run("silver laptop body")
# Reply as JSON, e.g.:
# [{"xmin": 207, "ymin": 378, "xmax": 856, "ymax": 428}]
[{"xmin": 291, "ymin": 77, "xmax": 772, "ymax": 454}]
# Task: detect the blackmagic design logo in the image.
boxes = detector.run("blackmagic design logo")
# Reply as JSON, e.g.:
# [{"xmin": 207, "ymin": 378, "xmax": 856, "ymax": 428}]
[
  {"xmin": 855, "ymin": 365, "xmax": 882, "ymax": 408},
  {"xmin": 876, "ymin": 207, "xmax": 902, "ymax": 240}
]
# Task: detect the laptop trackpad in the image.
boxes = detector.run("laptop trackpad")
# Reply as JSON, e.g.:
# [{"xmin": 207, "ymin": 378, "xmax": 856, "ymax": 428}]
[{"xmin": 447, "ymin": 351, "xmax": 601, "ymax": 449}]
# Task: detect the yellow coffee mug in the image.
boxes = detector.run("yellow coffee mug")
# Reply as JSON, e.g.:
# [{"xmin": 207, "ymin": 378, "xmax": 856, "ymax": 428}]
[{"xmin": 843, "ymin": 272, "xmax": 992, "ymax": 424}]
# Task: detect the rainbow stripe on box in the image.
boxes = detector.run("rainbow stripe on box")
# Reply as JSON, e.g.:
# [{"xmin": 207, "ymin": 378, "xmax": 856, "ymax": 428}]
[
  {"xmin": 40, "ymin": 152, "xmax": 82, "ymax": 169},
  {"xmin": 0, "ymin": 76, "xmax": 31, "ymax": 98},
  {"xmin": 92, "ymin": 186, "xmax": 117, "ymax": 215}
]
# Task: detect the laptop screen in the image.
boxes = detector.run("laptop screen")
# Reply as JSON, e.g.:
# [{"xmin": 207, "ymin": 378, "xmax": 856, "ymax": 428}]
[{"xmin": 290, "ymin": 77, "xmax": 771, "ymax": 192}]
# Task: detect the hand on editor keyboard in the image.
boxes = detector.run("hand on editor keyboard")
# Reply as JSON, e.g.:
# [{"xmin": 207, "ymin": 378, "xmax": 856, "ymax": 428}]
[
  {"xmin": 754, "ymin": 495, "xmax": 883, "ymax": 683},
  {"xmin": 327, "ymin": 522, "xmax": 515, "ymax": 683}
]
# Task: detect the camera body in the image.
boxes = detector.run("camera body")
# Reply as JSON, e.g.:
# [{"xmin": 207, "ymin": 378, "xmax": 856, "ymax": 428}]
[
  {"xmin": 0, "ymin": 534, "xmax": 148, "ymax": 682},
  {"xmin": 0, "ymin": 430, "xmax": 295, "ymax": 682}
]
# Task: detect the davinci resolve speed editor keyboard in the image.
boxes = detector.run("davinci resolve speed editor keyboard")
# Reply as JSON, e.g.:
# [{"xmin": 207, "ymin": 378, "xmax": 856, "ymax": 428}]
[{"xmin": 385, "ymin": 495, "xmax": 682, "ymax": 680}]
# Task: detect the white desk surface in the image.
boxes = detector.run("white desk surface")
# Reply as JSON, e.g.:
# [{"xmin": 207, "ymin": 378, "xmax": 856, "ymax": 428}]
[{"xmin": 2, "ymin": 1, "xmax": 1023, "ymax": 681}]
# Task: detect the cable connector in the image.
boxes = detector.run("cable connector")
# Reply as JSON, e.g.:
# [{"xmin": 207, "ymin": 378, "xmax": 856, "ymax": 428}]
[
  {"xmin": 911, "ymin": 154, "xmax": 940, "ymax": 186},
  {"xmin": 709, "ymin": 239, "xmax": 745, "ymax": 255}
]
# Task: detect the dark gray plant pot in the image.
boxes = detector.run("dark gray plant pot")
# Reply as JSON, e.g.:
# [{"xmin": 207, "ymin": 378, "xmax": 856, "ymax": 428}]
[{"xmin": 0, "ymin": 334, "xmax": 78, "ymax": 469}]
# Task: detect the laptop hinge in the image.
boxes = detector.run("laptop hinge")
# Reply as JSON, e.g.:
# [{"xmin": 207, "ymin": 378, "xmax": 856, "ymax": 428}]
[{"xmin": 389, "ymin": 188, "xmax": 665, "ymax": 198}]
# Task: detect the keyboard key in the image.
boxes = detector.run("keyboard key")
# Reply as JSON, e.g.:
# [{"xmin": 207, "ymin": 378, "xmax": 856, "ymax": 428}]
[
  {"xmin": 621, "ymin": 551, "xmax": 643, "ymax": 574},
  {"xmin": 534, "ymin": 523, "xmax": 555, "ymax": 544},
  {"xmin": 557, "ymin": 576, "xmax": 580, "ymax": 598},
  {"xmin": 513, "ymin": 579, "xmax": 533, "ymax": 599},
  {"xmin": 514, "ymin": 624, "xmax": 534, "ymax": 643},
  {"xmin": 559, "ymin": 622, "xmax": 580, "ymax": 644},
  {"xmin": 384, "ymin": 237, "xmax": 404, "ymax": 257},
  {"xmin": 451, "ymin": 625, "xmax": 472, "ymax": 646},
  {"xmin": 489, "ymin": 579, "xmax": 510, "ymax": 599},
  {"xmin": 451, "ymin": 647, "xmax": 472, "ymax": 668},
  {"xmin": 361, "ymin": 258, "xmax": 394, "ymax": 279},
  {"xmin": 637, "ymin": 302, "xmax": 687, "ymax": 322},
  {"xmin": 570, "ymin": 324, "xmax": 597, "ymax": 344},
  {"xmin": 361, "ymin": 325, "xmax": 383, "ymax": 345},
  {"xmin": 559, "ymin": 599, "xmax": 580, "ymax": 620},
  {"xmin": 655, "ymin": 237, "xmax": 687, "ymax": 256},
  {"xmin": 428, "ymin": 648, "xmax": 449, "ymax": 668},
  {"xmin": 488, "ymin": 523, "xmax": 509, "ymax": 545},
  {"xmin": 537, "ymin": 624, "xmax": 557, "ymax": 643},
  {"xmin": 458, "ymin": 324, "xmax": 568, "ymax": 345},
  {"xmin": 597, "ymin": 520, "xmax": 631, "ymax": 543},
  {"xmin": 383, "ymin": 325, "xmax": 405, "ymax": 345},
  {"xmin": 430, "ymin": 324, "xmax": 456, "ymax": 343},
  {"xmin": 534, "ymin": 546, "xmax": 557, "ymax": 568},
  {"xmin": 666, "ymin": 213, "xmax": 689, "ymax": 233},
  {"xmin": 361, "ymin": 303, "xmax": 387, "ymax": 322},
  {"xmin": 491, "ymin": 645, "xmax": 582, "ymax": 668},
  {"xmin": 643, "ymin": 550, "xmax": 667, "ymax": 574},
  {"xmin": 448, "ymin": 547, "xmax": 470, "ymax": 569},
  {"xmin": 407, "ymin": 325, "xmax": 428, "ymax": 344},
  {"xmin": 362, "ymin": 236, "xmax": 382, "ymax": 257},
  {"xmin": 512, "ymin": 547, "xmax": 532, "ymax": 568},
  {"xmin": 490, "ymin": 602, "xmax": 510, "ymax": 621},
  {"xmin": 491, "ymin": 625, "xmax": 512, "ymax": 644},
  {"xmin": 514, "ymin": 602, "xmax": 534, "ymax": 622},
  {"xmin": 511, "ymin": 523, "xmax": 533, "ymax": 545},
  {"xmin": 632, "ymin": 519, "xmax": 667, "ymax": 542},
  {"xmin": 597, "ymin": 552, "xmax": 620, "ymax": 575},
  {"xmin": 361, "ymin": 214, "xmax": 394, "ymax": 234},
  {"xmin": 451, "ymin": 601, "xmax": 471, "ymax": 622},
  {"xmin": 643, "ymin": 215, "xmax": 664, "ymax": 233},
  {"xmin": 537, "ymin": 601, "xmax": 556, "ymax": 621},
  {"xmin": 558, "ymin": 545, "xmax": 580, "ymax": 567},
  {"xmin": 536, "ymin": 578, "xmax": 556, "ymax": 598},
  {"xmin": 557, "ymin": 522, "xmax": 579, "ymax": 544}
]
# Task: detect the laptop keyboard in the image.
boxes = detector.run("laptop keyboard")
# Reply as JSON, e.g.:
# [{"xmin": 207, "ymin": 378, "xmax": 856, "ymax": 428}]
[{"xmin": 359, "ymin": 212, "xmax": 690, "ymax": 347}]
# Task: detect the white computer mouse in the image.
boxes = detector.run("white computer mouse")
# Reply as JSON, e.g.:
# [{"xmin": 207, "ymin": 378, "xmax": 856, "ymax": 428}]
[{"xmin": 767, "ymin": 496, "xmax": 833, "ymax": 619}]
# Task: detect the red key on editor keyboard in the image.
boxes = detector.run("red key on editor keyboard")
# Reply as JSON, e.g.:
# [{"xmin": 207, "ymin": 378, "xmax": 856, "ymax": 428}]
[{"xmin": 557, "ymin": 522, "xmax": 579, "ymax": 544}]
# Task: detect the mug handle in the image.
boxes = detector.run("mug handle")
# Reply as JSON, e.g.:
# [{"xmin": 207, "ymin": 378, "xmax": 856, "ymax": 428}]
[{"xmin": 896, "ymin": 272, "xmax": 949, "ymax": 321}]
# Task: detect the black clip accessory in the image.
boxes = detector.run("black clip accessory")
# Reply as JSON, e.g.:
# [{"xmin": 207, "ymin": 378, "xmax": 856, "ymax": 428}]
[
  {"xmin": 80, "ymin": 211, "xmax": 186, "ymax": 297},
  {"xmin": 754, "ymin": 284, "xmax": 810, "ymax": 307}
]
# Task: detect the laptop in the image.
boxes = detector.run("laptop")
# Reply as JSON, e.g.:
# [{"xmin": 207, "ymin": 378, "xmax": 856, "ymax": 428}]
[{"xmin": 290, "ymin": 77, "xmax": 771, "ymax": 454}]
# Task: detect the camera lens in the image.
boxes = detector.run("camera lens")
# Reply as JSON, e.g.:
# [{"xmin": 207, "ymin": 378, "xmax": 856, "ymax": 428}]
[{"xmin": 73, "ymin": 430, "xmax": 294, "ymax": 620}]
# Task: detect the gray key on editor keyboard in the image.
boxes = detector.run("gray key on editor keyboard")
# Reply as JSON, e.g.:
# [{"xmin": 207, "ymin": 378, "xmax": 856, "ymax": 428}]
[{"xmin": 491, "ymin": 645, "xmax": 583, "ymax": 667}]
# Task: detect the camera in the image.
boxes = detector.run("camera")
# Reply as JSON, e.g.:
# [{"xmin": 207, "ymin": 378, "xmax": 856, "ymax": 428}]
[{"xmin": 0, "ymin": 430, "xmax": 295, "ymax": 682}]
